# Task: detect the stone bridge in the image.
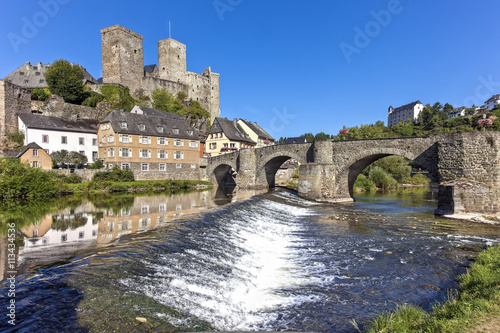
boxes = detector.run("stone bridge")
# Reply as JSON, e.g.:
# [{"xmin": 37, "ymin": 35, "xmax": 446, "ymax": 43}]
[{"xmin": 207, "ymin": 132, "xmax": 500, "ymax": 215}]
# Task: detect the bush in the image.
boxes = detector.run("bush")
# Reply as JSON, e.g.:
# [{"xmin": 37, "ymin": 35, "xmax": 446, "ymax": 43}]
[
  {"xmin": 403, "ymin": 173, "xmax": 431, "ymax": 185},
  {"xmin": 82, "ymin": 91, "xmax": 105, "ymax": 107},
  {"xmin": 7, "ymin": 130, "xmax": 25, "ymax": 151},
  {"xmin": 369, "ymin": 166, "xmax": 398, "ymax": 189},
  {"xmin": 31, "ymin": 88, "xmax": 50, "ymax": 101},
  {"xmin": 354, "ymin": 174, "xmax": 375, "ymax": 192},
  {"xmin": 87, "ymin": 159, "xmax": 104, "ymax": 170},
  {"xmin": 0, "ymin": 158, "xmax": 59, "ymax": 199},
  {"xmin": 92, "ymin": 167, "xmax": 135, "ymax": 182}
]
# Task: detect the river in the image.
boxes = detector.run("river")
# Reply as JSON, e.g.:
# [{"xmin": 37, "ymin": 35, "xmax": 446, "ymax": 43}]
[{"xmin": 0, "ymin": 187, "xmax": 499, "ymax": 332}]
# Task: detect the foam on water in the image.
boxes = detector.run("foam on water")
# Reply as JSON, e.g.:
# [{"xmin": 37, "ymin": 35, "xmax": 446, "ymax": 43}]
[{"xmin": 120, "ymin": 196, "xmax": 316, "ymax": 330}]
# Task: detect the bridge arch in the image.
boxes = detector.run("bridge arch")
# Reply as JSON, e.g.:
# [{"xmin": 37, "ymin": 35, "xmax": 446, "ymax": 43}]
[
  {"xmin": 335, "ymin": 146, "xmax": 437, "ymax": 198},
  {"xmin": 255, "ymin": 147, "xmax": 310, "ymax": 188},
  {"xmin": 206, "ymin": 152, "xmax": 238, "ymax": 187}
]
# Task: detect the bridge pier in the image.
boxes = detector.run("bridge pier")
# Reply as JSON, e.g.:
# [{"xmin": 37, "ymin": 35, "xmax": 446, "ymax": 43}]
[{"xmin": 298, "ymin": 163, "xmax": 353, "ymax": 203}]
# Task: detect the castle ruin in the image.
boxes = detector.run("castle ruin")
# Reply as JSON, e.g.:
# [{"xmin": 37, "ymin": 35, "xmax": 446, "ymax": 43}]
[{"xmin": 100, "ymin": 25, "xmax": 220, "ymax": 124}]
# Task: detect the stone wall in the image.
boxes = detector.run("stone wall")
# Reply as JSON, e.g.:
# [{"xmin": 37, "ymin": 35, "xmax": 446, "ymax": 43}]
[
  {"xmin": 130, "ymin": 162, "xmax": 201, "ymax": 181},
  {"xmin": 31, "ymin": 95, "xmax": 109, "ymax": 121},
  {"xmin": 0, "ymin": 79, "xmax": 31, "ymax": 143},
  {"xmin": 50, "ymin": 169, "xmax": 100, "ymax": 182}
]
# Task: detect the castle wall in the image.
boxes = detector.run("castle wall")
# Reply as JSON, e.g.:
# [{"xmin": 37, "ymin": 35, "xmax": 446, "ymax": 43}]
[
  {"xmin": 141, "ymin": 77, "xmax": 189, "ymax": 98},
  {"xmin": 101, "ymin": 25, "xmax": 144, "ymax": 96},
  {"xmin": 0, "ymin": 79, "xmax": 31, "ymax": 142},
  {"xmin": 158, "ymin": 39, "xmax": 187, "ymax": 83}
]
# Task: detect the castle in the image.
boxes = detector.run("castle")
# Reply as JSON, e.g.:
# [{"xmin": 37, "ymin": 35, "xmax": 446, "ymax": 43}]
[{"xmin": 100, "ymin": 25, "xmax": 220, "ymax": 124}]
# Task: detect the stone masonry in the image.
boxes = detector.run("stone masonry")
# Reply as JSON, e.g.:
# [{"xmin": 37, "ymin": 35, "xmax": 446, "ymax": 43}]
[
  {"xmin": 101, "ymin": 25, "xmax": 220, "ymax": 124},
  {"xmin": 0, "ymin": 79, "xmax": 31, "ymax": 146},
  {"xmin": 207, "ymin": 132, "xmax": 500, "ymax": 216}
]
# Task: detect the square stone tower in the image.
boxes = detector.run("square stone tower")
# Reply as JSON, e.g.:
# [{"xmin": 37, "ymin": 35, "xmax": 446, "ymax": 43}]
[
  {"xmin": 101, "ymin": 25, "xmax": 144, "ymax": 94},
  {"xmin": 0, "ymin": 80, "xmax": 31, "ymax": 143},
  {"xmin": 158, "ymin": 38, "xmax": 187, "ymax": 84}
]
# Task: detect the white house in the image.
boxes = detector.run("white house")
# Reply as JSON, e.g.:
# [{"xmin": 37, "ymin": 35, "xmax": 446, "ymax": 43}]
[
  {"xmin": 448, "ymin": 106, "xmax": 467, "ymax": 118},
  {"xmin": 388, "ymin": 101, "xmax": 424, "ymax": 127},
  {"xmin": 237, "ymin": 119, "xmax": 275, "ymax": 148},
  {"xmin": 18, "ymin": 113, "xmax": 99, "ymax": 161},
  {"xmin": 484, "ymin": 94, "xmax": 500, "ymax": 111}
]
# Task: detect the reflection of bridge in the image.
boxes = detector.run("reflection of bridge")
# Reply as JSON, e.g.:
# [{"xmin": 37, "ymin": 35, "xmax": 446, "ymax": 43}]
[{"xmin": 207, "ymin": 132, "xmax": 500, "ymax": 215}]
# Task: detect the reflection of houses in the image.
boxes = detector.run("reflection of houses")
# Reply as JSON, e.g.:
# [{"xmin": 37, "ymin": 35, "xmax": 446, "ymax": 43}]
[
  {"xmin": 7, "ymin": 142, "xmax": 52, "ymax": 169},
  {"xmin": 19, "ymin": 211, "xmax": 98, "ymax": 252},
  {"xmin": 18, "ymin": 113, "xmax": 99, "ymax": 159},
  {"xmin": 206, "ymin": 117, "xmax": 256, "ymax": 156},
  {"xmin": 97, "ymin": 191, "xmax": 213, "ymax": 243}
]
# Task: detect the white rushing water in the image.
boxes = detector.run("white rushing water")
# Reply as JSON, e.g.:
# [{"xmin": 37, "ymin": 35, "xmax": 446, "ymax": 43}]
[{"xmin": 120, "ymin": 196, "xmax": 317, "ymax": 330}]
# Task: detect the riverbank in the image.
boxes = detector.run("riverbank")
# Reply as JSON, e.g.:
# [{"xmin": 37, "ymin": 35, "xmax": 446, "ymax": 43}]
[
  {"xmin": 60, "ymin": 179, "xmax": 213, "ymax": 196},
  {"xmin": 360, "ymin": 244, "xmax": 500, "ymax": 333}
]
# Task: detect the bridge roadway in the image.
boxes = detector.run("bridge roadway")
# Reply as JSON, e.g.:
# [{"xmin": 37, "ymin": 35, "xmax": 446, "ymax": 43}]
[{"xmin": 207, "ymin": 132, "xmax": 500, "ymax": 216}]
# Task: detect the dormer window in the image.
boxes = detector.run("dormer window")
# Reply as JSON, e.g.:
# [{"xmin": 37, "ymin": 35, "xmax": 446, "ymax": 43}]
[
  {"xmin": 173, "ymin": 128, "xmax": 179, "ymax": 134},
  {"xmin": 187, "ymin": 130, "xmax": 194, "ymax": 136},
  {"xmin": 138, "ymin": 124, "xmax": 145, "ymax": 131},
  {"xmin": 35, "ymin": 72, "xmax": 40, "ymax": 76},
  {"xmin": 156, "ymin": 126, "xmax": 164, "ymax": 133},
  {"xmin": 120, "ymin": 121, "xmax": 128, "ymax": 129}
]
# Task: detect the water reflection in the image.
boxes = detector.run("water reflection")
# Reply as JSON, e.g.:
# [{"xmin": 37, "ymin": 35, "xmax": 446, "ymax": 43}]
[{"xmin": 3, "ymin": 187, "xmax": 266, "ymax": 281}]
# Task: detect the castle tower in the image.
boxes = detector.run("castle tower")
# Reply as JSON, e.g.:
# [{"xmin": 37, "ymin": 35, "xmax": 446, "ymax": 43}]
[
  {"xmin": 101, "ymin": 25, "xmax": 144, "ymax": 94},
  {"xmin": 158, "ymin": 38, "xmax": 187, "ymax": 83}
]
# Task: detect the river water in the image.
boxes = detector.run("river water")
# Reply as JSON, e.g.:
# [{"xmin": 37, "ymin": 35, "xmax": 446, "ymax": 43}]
[{"xmin": 1, "ymin": 187, "xmax": 499, "ymax": 332}]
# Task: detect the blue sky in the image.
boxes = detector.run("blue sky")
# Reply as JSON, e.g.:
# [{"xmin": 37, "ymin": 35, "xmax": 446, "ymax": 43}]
[{"xmin": 1, "ymin": 0, "xmax": 499, "ymax": 139}]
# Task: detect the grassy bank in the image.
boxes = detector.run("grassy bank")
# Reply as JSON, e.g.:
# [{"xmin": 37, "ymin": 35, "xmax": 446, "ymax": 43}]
[
  {"xmin": 359, "ymin": 244, "xmax": 500, "ymax": 333},
  {"xmin": 61, "ymin": 179, "xmax": 213, "ymax": 196}
]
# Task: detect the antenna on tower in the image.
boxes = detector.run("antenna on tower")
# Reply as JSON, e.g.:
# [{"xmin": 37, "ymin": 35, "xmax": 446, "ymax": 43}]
[{"xmin": 169, "ymin": 21, "xmax": 171, "ymax": 39}]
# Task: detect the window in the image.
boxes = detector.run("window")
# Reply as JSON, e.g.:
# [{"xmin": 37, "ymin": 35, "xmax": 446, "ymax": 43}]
[
  {"xmin": 101, "ymin": 124, "xmax": 106, "ymax": 130},
  {"xmin": 174, "ymin": 139, "xmax": 183, "ymax": 147},
  {"xmin": 121, "ymin": 163, "xmax": 130, "ymax": 170},
  {"xmin": 176, "ymin": 163, "xmax": 182, "ymax": 168},
  {"xmin": 174, "ymin": 151, "xmax": 184, "ymax": 160},
  {"xmin": 139, "ymin": 149, "xmax": 150, "ymax": 158},
  {"xmin": 173, "ymin": 128, "xmax": 179, "ymax": 134},
  {"xmin": 108, "ymin": 164, "xmax": 113, "ymax": 169},
  {"xmin": 79, "ymin": 231, "xmax": 84, "ymax": 239},
  {"xmin": 119, "ymin": 135, "xmax": 131, "ymax": 143},
  {"xmin": 138, "ymin": 124, "xmax": 145, "ymax": 131},
  {"xmin": 33, "ymin": 149, "xmax": 38, "ymax": 157},
  {"xmin": 92, "ymin": 151, "xmax": 98, "ymax": 160},
  {"xmin": 191, "ymin": 163, "xmax": 196, "ymax": 169},
  {"xmin": 31, "ymin": 161, "xmax": 39, "ymax": 168},
  {"xmin": 79, "ymin": 151, "xmax": 85, "ymax": 156},
  {"xmin": 156, "ymin": 126, "xmax": 164, "ymax": 133},
  {"xmin": 157, "ymin": 137, "xmax": 167, "ymax": 145},
  {"xmin": 120, "ymin": 121, "xmax": 128, "ymax": 129},
  {"xmin": 141, "ymin": 205, "xmax": 149, "ymax": 214},
  {"xmin": 159, "ymin": 163, "xmax": 166, "ymax": 171},
  {"xmin": 106, "ymin": 123, "xmax": 110, "ymax": 130},
  {"xmin": 42, "ymin": 134, "xmax": 49, "ymax": 143},
  {"xmin": 61, "ymin": 234, "xmax": 67, "ymax": 242},
  {"xmin": 139, "ymin": 136, "xmax": 150, "ymax": 144},
  {"xmin": 210, "ymin": 143, "xmax": 216, "ymax": 149},
  {"xmin": 19, "ymin": 72, "xmax": 24, "ymax": 76},
  {"xmin": 223, "ymin": 143, "xmax": 228, "ymax": 148},
  {"xmin": 33, "ymin": 229, "xmax": 38, "ymax": 237},
  {"xmin": 187, "ymin": 130, "xmax": 194, "ymax": 136},
  {"xmin": 61, "ymin": 136, "xmax": 67, "ymax": 144},
  {"xmin": 119, "ymin": 148, "xmax": 132, "ymax": 158},
  {"xmin": 102, "ymin": 135, "xmax": 106, "ymax": 143},
  {"xmin": 141, "ymin": 163, "xmax": 149, "ymax": 171},
  {"xmin": 121, "ymin": 208, "xmax": 131, "ymax": 216},
  {"xmin": 35, "ymin": 71, "xmax": 40, "ymax": 76},
  {"xmin": 79, "ymin": 137, "xmax": 84, "ymax": 145},
  {"xmin": 108, "ymin": 148, "xmax": 115, "ymax": 158},
  {"xmin": 189, "ymin": 141, "xmax": 198, "ymax": 148},
  {"xmin": 108, "ymin": 135, "xmax": 114, "ymax": 143},
  {"xmin": 157, "ymin": 150, "xmax": 167, "ymax": 159},
  {"xmin": 92, "ymin": 138, "xmax": 98, "ymax": 146},
  {"xmin": 159, "ymin": 203, "xmax": 166, "ymax": 212}
]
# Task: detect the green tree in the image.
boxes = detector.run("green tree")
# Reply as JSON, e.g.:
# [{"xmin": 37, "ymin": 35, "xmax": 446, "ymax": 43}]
[
  {"xmin": 51, "ymin": 150, "xmax": 71, "ymax": 168},
  {"xmin": 68, "ymin": 151, "xmax": 88, "ymax": 168},
  {"xmin": 45, "ymin": 59, "xmax": 85, "ymax": 104},
  {"xmin": 152, "ymin": 88, "xmax": 188, "ymax": 115}
]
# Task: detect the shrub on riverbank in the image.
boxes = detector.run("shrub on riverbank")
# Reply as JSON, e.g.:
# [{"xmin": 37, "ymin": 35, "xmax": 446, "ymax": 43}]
[
  {"xmin": 92, "ymin": 167, "xmax": 135, "ymax": 182},
  {"xmin": 361, "ymin": 244, "xmax": 500, "ymax": 332},
  {"xmin": 0, "ymin": 158, "xmax": 59, "ymax": 199}
]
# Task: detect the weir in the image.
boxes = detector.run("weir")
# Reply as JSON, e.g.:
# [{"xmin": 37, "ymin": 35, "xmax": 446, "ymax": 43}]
[{"xmin": 207, "ymin": 132, "xmax": 500, "ymax": 216}]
